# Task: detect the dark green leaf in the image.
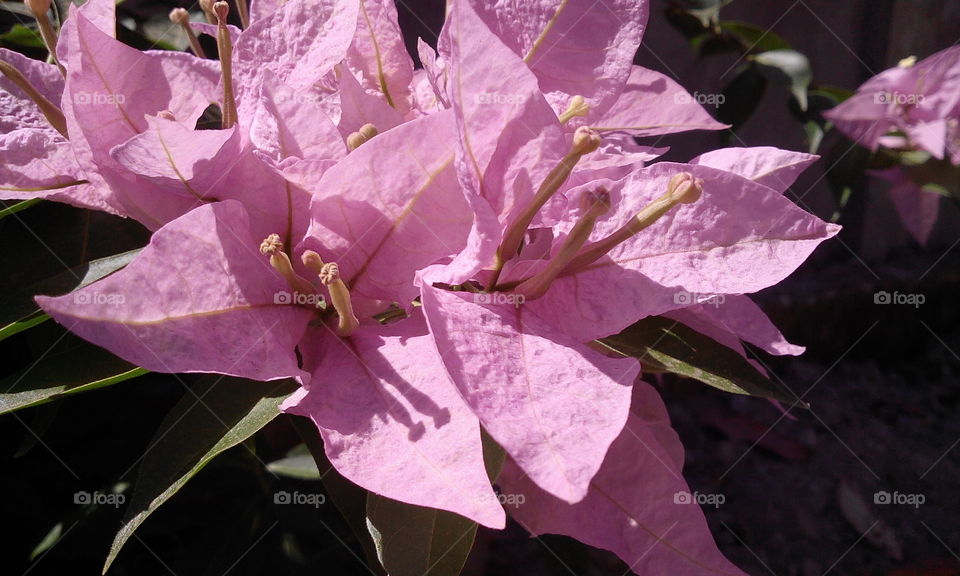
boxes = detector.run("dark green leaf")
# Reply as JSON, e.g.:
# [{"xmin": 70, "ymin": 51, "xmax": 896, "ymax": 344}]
[
  {"xmin": 104, "ymin": 377, "xmax": 298, "ymax": 573},
  {"xmin": 0, "ymin": 310, "xmax": 49, "ymax": 342},
  {"xmin": 364, "ymin": 429, "xmax": 506, "ymax": 576},
  {"xmin": 810, "ymin": 85, "xmax": 855, "ymax": 106},
  {"xmin": 366, "ymin": 496, "xmax": 479, "ymax": 576},
  {"xmin": 0, "ymin": 198, "xmax": 42, "ymax": 220},
  {"xmin": 0, "ymin": 341, "xmax": 147, "ymax": 415},
  {"xmin": 717, "ymin": 65, "xmax": 767, "ymax": 133},
  {"xmin": 751, "ymin": 49, "xmax": 813, "ymax": 110},
  {"xmin": 0, "ymin": 249, "xmax": 140, "ymax": 342},
  {"xmin": 804, "ymin": 120, "xmax": 825, "ymax": 154},
  {"xmin": 266, "ymin": 444, "xmax": 322, "ymax": 480},
  {"xmin": 0, "ymin": 24, "xmax": 45, "ymax": 50},
  {"xmin": 599, "ymin": 316, "xmax": 804, "ymax": 406},
  {"xmin": 719, "ymin": 21, "xmax": 791, "ymax": 53},
  {"xmin": 290, "ymin": 415, "xmax": 385, "ymax": 574},
  {"xmin": 30, "ymin": 522, "xmax": 64, "ymax": 561}
]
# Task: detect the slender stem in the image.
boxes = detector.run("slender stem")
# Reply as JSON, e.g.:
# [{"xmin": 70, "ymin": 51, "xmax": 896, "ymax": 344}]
[{"xmin": 0, "ymin": 60, "xmax": 67, "ymax": 136}]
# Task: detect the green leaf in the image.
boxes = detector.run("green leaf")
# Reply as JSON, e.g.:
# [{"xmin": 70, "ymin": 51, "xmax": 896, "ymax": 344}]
[
  {"xmin": 266, "ymin": 444, "xmax": 322, "ymax": 480},
  {"xmin": 366, "ymin": 496, "xmax": 479, "ymax": 576},
  {"xmin": 810, "ymin": 85, "xmax": 855, "ymax": 105},
  {"xmin": 30, "ymin": 522, "xmax": 64, "ymax": 561},
  {"xmin": 804, "ymin": 120, "xmax": 825, "ymax": 154},
  {"xmin": 290, "ymin": 415, "xmax": 386, "ymax": 575},
  {"xmin": 0, "ymin": 310, "xmax": 49, "ymax": 342},
  {"xmin": 0, "ymin": 23, "xmax": 45, "ymax": 50},
  {"xmin": 0, "ymin": 341, "xmax": 147, "ymax": 415},
  {"xmin": 0, "ymin": 198, "xmax": 42, "ymax": 220},
  {"xmin": 751, "ymin": 49, "xmax": 813, "ymax": 111},
  {"xmin": 599, "ymin": 316, "xmax": 804, "ymax": 406},
  {"xmin": 103, "ymin": 377, "xmax": 299, "ymax": 573},
  {"xmin": 719, "ymin": 21, "xmax": 791, "ymax": 53},
  {"xmin": 364, "ymin": 429, "xmax": 506, "ymax": 576},
  {"xmin": 717, "ymin": 65, "xmax": 767, "ymax": 133},
  {"xmin": 0, "ymin": 249, "xmax": 140, "ymax": 342}
]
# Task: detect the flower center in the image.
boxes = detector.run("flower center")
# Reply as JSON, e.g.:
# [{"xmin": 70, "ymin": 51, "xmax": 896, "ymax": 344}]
[
  {"xmin": 489, "ymin": 126, "xmax": 602, "ymax": 286},
  {"xmin": 485, "ymin": 172, "xmax": 703, "ymax": 300},
  {"xmin": 302, "ymin": 250, "xmax": 360, "ymax": 336}
]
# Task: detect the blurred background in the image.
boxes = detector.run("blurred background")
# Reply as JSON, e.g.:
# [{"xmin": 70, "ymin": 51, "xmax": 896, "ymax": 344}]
[{"xmin": 1, "ymin": 0, "xmax": 958, "ymax": 574}]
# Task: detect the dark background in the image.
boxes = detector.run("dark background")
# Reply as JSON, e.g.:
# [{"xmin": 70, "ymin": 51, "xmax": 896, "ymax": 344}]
[{"xmin": 2, "ymin": 1, "xmax": 958, "ymax": 574}]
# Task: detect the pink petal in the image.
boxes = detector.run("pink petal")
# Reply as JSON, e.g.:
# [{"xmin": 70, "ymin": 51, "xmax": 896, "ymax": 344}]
[
  {"xmin": 690, "ymin": 147, "xmax": 818, "ymax": 193},
  {"xmin": 439, "ymin": 0, "xmax": 566, "ymax": 280},
  {"xmin": 61, "ymin": 9, "xmax": 220, "ymax": 227},
  {"xmin": 335, "ymin": 65, "xmax": 404, "ymax": 137},
  {"xmin": 905, "ymin": 119, "xmax": 947, "ymax": 159},
  {"xmin": 520, "ymin": 163, "xmax": 840, "ymax": 341},
  {"xmin": 468, "ymin": 0, "xmax": 648, "ymax": 122},
  {"xmin": 303, "ymin": 111, "xmax": 472, "ymax": 306},
  {"xmin": 420, "ymin": 283, "xmax": 637, "ymax": 503},
  {"xmin": 56, "ymin": 0, "xmax": 116, "ymax": 63},
  {"xmin": 416, "ymin": 38, "xmax": 448, "ymax": 110},
  {"xmin": 594, "ymin": 66, "xmax": 728, "ymax": 136},
  {"xmin": 500, "ymin": 408, "xmax": 748, "ymax": 576},
  {"xmin": 0, "ymin": 50, "xmax": 104, "ymax": 212},
  {"xmin": 249, "ymin": 0, "xmax": 282, "ymax": 22},
  {"xmin": 282, "ymin": 313, "xmax": 505, "ymax": 528},
  {"xmin": 249, "ymin": 75, "xmax": 346, "ymax": 164},
  {"xmin": 234, "ymin": 0, "xmax": 359, "ymax": 117},
  {"xmin": 666, "ymin": 295, "xmax": 804, "ymax": 357},
  {"xmin": 441, "ymin": 0, "xmax": 564, "ymax": 218},
  {"xmin": 111, "ymin": 117, "xmax": 242, "ymax": 197},
  {"xmin": 822, "ymin": 92, "xmax": 896, "ymax": 151},
  {"xmin": 36, "ymin": 201, "xmax": 312, "ymax": 382},
  {"xmin": 346, "ymin": 0, "xmax": 414, "ymax": 114},
  {"xmin": 875, "ymin": 167, "xmax": 941, "ymax": 246}
]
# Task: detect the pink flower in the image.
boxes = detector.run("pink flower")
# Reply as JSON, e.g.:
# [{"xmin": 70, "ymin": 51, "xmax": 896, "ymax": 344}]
[{"xmin": 824, "ymin": 45, "xmax": 960, "ymax": 164}]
